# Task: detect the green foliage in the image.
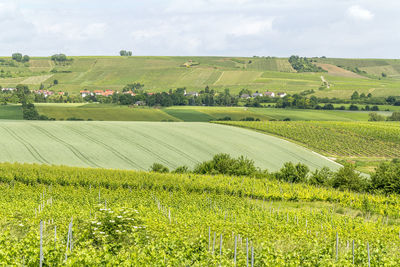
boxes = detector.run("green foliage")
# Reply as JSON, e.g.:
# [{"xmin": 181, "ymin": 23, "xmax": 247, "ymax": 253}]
[
  {"xmin": 173, "ymin": 166, "xmax": 189, "ymax": 173},
  {"xmin": 368, "ymin": 112, "xmax": 385, "ymax": 121},
  {"xmin": 387, "ymin": 112, "xmax": 400, "ymax": 121},
  {"xmin": 309, "ymin": 167, "xmax": 333, "ymax": 186},
  {"xmin": 275, "ymin": 162, "xmax": 309, "ymax": 183},
  {"xmin": 288, "ymin": 55, "xmax": 326, "ymax": 72},
  {"xmin": 193, "ymin": 153, "xmax": 258, "ymax": 176},
  {"xmin": 119, "ymin": 50, "xmax": 132, "ymax": 56},
  {"xmin": 370, "ymin": 161, "xmax": 400, "ymax": 194},
  {"xmin": 150, "ymin": 163, "xmax": 169, "ymax": 173},
  {"xmin": 331, "ymin": 164, "xmax": 366, "ymax": 192}
]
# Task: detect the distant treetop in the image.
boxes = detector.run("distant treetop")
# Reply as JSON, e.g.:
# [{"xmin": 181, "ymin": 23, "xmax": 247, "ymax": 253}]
[
  {"xmin": 120, "ymin": 50, "xmax": 133, "ymax": 56},
  {"xmin": 12, "ymin": 53, "xmax": 30, "ymax": 63}
]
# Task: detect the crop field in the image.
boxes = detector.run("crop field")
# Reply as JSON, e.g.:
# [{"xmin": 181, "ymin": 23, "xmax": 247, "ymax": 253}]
[
  {"xmin": 0, "ymin": 56, "xmax": 399, "ymax": 97},
  {"xmin": 0, "ymin": 104, "xmax": 23, "ymax": 120},
  {"xmin": 215, "ymin": 121, "xmax": 400, "ymax": 158},
  {"xmin": 0, "ymin": 121, "xmax": 340, "ymax": 172},
  {"xmin": 1, "ymin": 163, "xmax": 400, "ymax": 265},
  {"xmin": 34, "ymin": 104, "xmax": 378, "ymax": 122}
]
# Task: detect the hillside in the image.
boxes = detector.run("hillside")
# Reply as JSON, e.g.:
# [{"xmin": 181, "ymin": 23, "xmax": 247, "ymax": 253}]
[
  {"xmin": 1, "ymin": 56, "xmax": 400, "ymax": 98},
  {"xmin": 0, "ymin": 121, "xmax": 340, "ymax": 171}
]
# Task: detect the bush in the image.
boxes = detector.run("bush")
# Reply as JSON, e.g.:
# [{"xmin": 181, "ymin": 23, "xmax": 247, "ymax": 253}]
[
  {"xmin": 331, "ymin": 164, "xmax": 366, "ymax": 192},
  {"xmin": 387, "ymin": 112, "xmax": 400, "ymax": 121},
  {"xmin": 173, "ymin": 166, "xmax": 189, "ymax": 174},
  {"xmin": 150, "ymin": 163, "xmax": 169, "ymax": 173},
  {"xmin": 368, "ymin": 112, "xmax": 385, "ymax": 121},
  {"xmin": 370, "ymin": 161, "xmax": 400, "ymax": 194},
  {"xmin": 349, "ymin": 104, "xmax": 359, "ymax": 111},
  {"xmin": 193, "ymin": 153, "xmax": 258, "ymax": 176},
  {"xmin": 275, "ymin": 162, "xmax": 309, "ymax": 183},
  {"xmin": 308, "ymin": 167, "xmax": 333, "ymax": 186}
]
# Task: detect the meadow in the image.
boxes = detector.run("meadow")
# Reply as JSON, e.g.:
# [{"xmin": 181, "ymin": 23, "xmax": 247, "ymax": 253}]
[
  {"xmin": 1, "ymin": 163, "xmax": 400, "ymax": 265},
  {"xmin": 34, "ymin": 103, "xmax": 382, "ymax": 122},
  {"xmin": 215, "ymin": 121, "xmax": 400, "ymax": 173},
  {"xmin": 0, "ymin": 104, "xmax": 22, "ymax": 120},
  {"xmin": 0, "ymin": 56, "xmax": 400, "ymax": 97},
  {"xmin": 0, "ymin": 121, "xmax": 340, "ymax": 172}
]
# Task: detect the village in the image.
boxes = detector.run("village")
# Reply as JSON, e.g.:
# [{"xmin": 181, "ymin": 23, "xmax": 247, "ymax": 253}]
[{"xmin": 1, "ymin": 87, "xmax": 287, "ymax": 99}]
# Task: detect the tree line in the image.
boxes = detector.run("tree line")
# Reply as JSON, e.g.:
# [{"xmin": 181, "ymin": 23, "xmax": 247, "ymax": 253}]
[{"xmin": 150, "ymin": 153, "xmax": 400, "ymax": 195}]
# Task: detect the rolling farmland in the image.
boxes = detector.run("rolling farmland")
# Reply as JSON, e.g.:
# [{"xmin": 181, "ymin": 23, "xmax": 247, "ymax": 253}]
[
  {"xmin": 0, "ymin": 121, "xmax": 340, "ymax": 171},
  {"xmin": 0, "ymin": 56, "xmax": 400, "ymax": 97},
  {"xmin": 34, "ymin": 104, "xmax": 380, "ymax": 122}
]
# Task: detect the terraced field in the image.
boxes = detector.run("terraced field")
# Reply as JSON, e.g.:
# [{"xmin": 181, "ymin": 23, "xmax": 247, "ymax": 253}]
[{"xmin": 0, "ymin": 121, "xmax": 340, "ymax": 171}]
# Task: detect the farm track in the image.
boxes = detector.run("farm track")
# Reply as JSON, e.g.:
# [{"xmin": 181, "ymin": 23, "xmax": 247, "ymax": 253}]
[
  {"xmin": 0, "ymin": 126, "xmax": 50, "ymax": 164},
  {"xmin": 65, "ymin": 126, "xmax": 143, "ymax": 169},
  {"xmin": 29, "ymin": 124, "xmax": 101, "ymax": 168}
]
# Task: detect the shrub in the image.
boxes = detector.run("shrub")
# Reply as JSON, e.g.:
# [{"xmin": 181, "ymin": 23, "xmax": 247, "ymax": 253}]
[
  {"xmin": 308, "ymin": 167, "xmax": 333, "ymax": 186},
  {"xmin": 387, "ymin": 112, "xmax": 400, "ymax": 121},
  {"xmin": 368, "ymin": 112, "xmax": 385, "ymax": 121},
  {"xmin": 193, "ymin": 153, "xmax": 257, "ymax": 176},
  {"xmin": 275, "ymin": 162, "xmax": 309, "ymax": 183},
  {"xmin": 370, "ymin": 161, "xmax": 400, "ymax": 194},
  {"xmin": 331, "ymin": 164, "xmax": 366, "ymax": 192},
  {"xmin": 173, "ymin": 166, "xmax": 189, "ymax": 174},
  {"xmin": 150, "ymin": 163, "xmax": 169, "ymax": 173}
]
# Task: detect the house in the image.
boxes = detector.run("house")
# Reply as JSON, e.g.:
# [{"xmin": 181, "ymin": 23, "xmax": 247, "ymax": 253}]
[
  {"xmin": 277, "ymin": 92, "xmax": 287, "ymax": 98},
  {"xmin": 185, "ymin": 91, "xmax": 199, "ymax": 97},
  {"xmin": 58, "ymin": 92, "xmax": 65, "ymax": 96},
  {"xmin": 1, "ymin": 87, "xmax": 15, "ymax": 92},
  {"xmin": 80, "ymin": 90, "xmax": 92, "ymax": 98},
  {"xmin": 264, "ymin": 92, "xmax": 275, "ymax": 98},
  {"xmin": 240, "ymin": 94, "xmax": 250, "ymax": 99},
  {"xmin": 252, "ymin": 93, "xmax": 263, "ymax": 98},
  {"xmin": 93, "ymin": 90, "xmax": 104, "ymax": 96},
  {"xmin": 34, "ymin": 90, "xmax": 54, "ymax": 98},
  {"xmin": 103, "ymin": 90, "xmax": 114, "ymax": 96},
  {"xmin": 123, "ymin": 90, "xmax": 136, "ymax": 96}
]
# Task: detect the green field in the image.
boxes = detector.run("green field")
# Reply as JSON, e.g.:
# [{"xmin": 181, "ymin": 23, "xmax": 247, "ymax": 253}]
[
  {"xmin": 215, "ymin": 121, "xmax": 400, "ymax": 173},
  {"xmin": 1, "ymin": 163, "xmax": 400, "ymax": 265},
  {"xmin": 1, "ymin": 56, "xmax": 400, "ymax": 97},
  {"xmin": 0, "ymin": 121, "xmax": 340, "ymax": 171},
  {"xmin": 0, "ymin": 104, "xmax": 23, "ymax": 120},
  {"xmin": 34, "ymin": 104, "xmax": 385, "ymax": 122}
]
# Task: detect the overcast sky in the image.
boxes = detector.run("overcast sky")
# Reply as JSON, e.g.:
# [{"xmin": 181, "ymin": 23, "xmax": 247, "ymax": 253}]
[{"xmin": 1, "ymin": 0, "xmax": 398, "ymax": 58}]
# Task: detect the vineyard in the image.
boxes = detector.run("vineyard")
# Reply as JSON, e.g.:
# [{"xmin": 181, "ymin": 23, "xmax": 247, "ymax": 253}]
[
  {"xmin": 215, "ymin": 121, "xmax": 400, "ymax": 158},
  {"xmin": 1, "ymin": 163, "xmax": 400, "ymax": 265}
]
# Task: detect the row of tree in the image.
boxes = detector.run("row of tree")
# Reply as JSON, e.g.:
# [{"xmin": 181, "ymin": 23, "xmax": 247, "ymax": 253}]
[
  {"xmin": 11, "ymin": 53, "xmax": 30, "ymax": 63},
  {"xmin": 150, "ymin": 153, "xmax": 400, "ymax": 195}
]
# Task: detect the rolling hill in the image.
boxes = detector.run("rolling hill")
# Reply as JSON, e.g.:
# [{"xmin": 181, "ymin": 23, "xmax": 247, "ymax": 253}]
[
  {"xmin": 0, "ymin": 56, "xmax": 399, "ymax": 98},
  {"xmin": 0, "ymin": 121, "xmax": 341, "ymax": 171}
]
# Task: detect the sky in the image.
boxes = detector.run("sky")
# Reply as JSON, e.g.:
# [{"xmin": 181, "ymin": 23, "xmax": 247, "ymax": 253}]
[{"xmin": 0, "ymin": 0, "xmax": 399, "ymax": 58}]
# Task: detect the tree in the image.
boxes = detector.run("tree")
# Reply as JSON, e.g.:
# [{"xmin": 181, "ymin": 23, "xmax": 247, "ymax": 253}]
[
  {"xmin": 120, "ymin": 50, "xmax": 132, "ymax": 56},
  {"xmin": 51, "ymin": 54, "xmax": 67, "ymax": 63},
  {"xmin": 382, "ymin": 72, "xmax": 387, "ymax": 78},
  {"xmin": 22, "ymin": 55, "xmax": 30, "ymax": 62},
  {"xmin": 351, "ymin": 91, "xmax": 359, "ymax": 100},
  {"xmin": 331, "ymin": 164, "xmax": 366, "ymax": 192},
  {"xmin": 386, "ymin": 96, "xmax": 396, "ymax": 105},
  {"xmin": 53, "ymin": 79, "xmax": 59, "ymax": 85},
  {"xmin": 12, "ymin": 53, "xmax": 23, "ymax": 62}
]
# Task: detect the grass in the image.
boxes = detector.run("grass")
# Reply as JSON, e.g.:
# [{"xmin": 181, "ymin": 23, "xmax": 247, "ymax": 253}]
[
  {"xmin": 215, "ymin": 121, "xmax": 400, "ymax": 173},
  {"xmin": 0, "ymin": 121, "xmax": 341, "ymax": 171},
  {"xmin": 35, "ymin": 104, "xmax": 376, "ymax": 122},
  {"xmin": 0, "ymin": 104, "xmax": 23, "ymax": 120},
  {"xmin": 0, "ymin": 56, "xmax": 400, "ymax": 97}
]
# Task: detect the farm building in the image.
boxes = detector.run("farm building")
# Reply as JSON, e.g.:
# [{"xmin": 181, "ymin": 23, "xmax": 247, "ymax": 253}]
[
  {"xmin": 264, "ymin": 92, "xmax": 275, "ymax": 97},
  {"xmin": 277, "ymin": 92, "xmax": 287, "ymax": 98}
]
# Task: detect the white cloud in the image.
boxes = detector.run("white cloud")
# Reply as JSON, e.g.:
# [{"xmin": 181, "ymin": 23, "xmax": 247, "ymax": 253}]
[{"xmin": 347, "ymin": 5, "xmax": 374, "ymax": 21}]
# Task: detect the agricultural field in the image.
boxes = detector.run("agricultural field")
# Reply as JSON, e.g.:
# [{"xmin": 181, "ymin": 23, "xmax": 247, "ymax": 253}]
[
  {"xmin": 0, "ymin": 121, "xmax": 340, "ymax": 172},
  {"xmin": 1, "ymin": 163, "xmax": 400, "ymax": 265},
  {"xmin": 33, "ymin": 103, "xmax": 383, "ymax": 122},
  {"xmin": 215, "ymin": 121, "xmax": 400, "ymax": 173},
  {"xmin": 0, "ymin": 56, "xmax": 399, "ymax": 98},
  {"xmin": 0, "ymin": 104, "xmax": 23, "ymax": 120}
]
